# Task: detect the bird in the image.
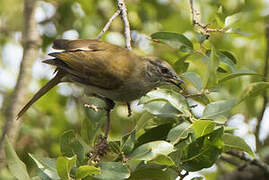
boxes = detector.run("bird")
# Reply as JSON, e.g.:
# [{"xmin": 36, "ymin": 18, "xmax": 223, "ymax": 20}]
[{"xmin": 17, "ymin": 39, "xmax": 184, "ymax": 120}]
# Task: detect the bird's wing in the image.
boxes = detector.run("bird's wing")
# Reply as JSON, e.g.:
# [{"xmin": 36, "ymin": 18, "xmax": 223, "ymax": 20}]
[
  {"xmin": 52, "ymin": 39, "xmax": 116, "ymax": 52},
  {"xmin": 48, "ymin": 42, "xmax": 137, "ymax": 90}
]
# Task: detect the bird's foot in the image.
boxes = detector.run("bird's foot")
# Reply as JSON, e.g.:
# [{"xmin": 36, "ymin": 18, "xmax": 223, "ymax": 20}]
[
  {"xmin": 85, "ymin": 98, "xmax": 115, "ymax": 163},
  {"xmin": 104, "ymin": 98, "xmax": 115, "ymax": 112},
  {"xmin": 127, "ymin": 102, "xmax": 132, "ymax": 117},
  {"xmin": 85, "ymin": 98, "xmax": 114, "ymax": 164}
]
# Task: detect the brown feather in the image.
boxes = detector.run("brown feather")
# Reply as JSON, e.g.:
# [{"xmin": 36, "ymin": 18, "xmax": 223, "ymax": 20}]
[
  {"xmin": 48, "ymin": 41, "xmax": 139, "ymax": 90},
  {"xmin": 52, "ymin": 39, "xmax": 115, "ymax": 51},
  {"xmin": 16, "ymin": 70, "xmax": 65, "ymax": 119}
]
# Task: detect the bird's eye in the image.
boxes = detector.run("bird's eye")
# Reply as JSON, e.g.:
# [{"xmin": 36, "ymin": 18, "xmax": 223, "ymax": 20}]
[{"xmin": 161, "ymin": 67, "xmax": 169, "ymax": 74}]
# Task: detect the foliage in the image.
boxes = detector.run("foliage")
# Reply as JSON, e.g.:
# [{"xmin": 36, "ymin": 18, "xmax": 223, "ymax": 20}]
[{"xmin": 1, "ymin": 0, "xmax": 269, "ymax": 180}]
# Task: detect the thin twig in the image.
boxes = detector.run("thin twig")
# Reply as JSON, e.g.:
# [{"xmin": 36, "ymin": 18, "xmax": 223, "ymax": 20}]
[
  {"xmin": 189, "ymin": 0, "xmax": 224, "ymax": 36},
  {"xmin": 95, "ymin": 0, "xmax": 132, "ymax": 49},
  {"xmin": 117, "ymin": 0, "xmax": 132, "ymax": 49},
  {"xmin": 84, "ymin": 104, "xmax": 105, "ymax": 111},
  {"xmin": 227, "ymin": 151, "xmax": 269, "ymax": 174},
  {"xmin": 96, "ymin": 10, "xmax": 121, "ymax": 40}
]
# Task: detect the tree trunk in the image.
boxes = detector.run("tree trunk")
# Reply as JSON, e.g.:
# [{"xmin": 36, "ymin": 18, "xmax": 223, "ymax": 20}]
[{"xmin": 0, "ymin": 0, "xmax": 41, "ymax": 165}]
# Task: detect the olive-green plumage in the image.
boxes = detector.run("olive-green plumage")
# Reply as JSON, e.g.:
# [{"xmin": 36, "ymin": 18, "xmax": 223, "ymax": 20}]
[{"xmin": 17, "ymin": 39, "xmax": 183, "ymax": 119}]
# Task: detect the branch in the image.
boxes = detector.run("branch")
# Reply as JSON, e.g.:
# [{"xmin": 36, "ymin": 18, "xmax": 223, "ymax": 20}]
[
  {"xmin": 220, "ymin": 156, "xmax": 241, "ymax": 167},
  {"xmin": 117, "ymin": 0, "xmax": 132, "ymax": 49},
  {"xmin": 227, "ymin": 151, "xmax": 269, "ymax": 174},
  {"xmin": 189, "ymin": 0, "xmax": 224, "ymax": 37},
  {"xmin": 96, "ymin": 10, "xmax": 121, "ymax": 40},
  {"xmin": 256, "ymin": 17, "xmax": 269, "ymax": 150},
  {"xmin": 0, "ymin": 0, "xmax": 41, "ymax": 165},
  {"xmin": 95, "ymin": 0, "xmax": 132, "ymax": 50}
]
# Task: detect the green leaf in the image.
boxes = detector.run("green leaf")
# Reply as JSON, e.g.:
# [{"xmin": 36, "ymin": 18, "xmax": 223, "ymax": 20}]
[
  {"xmin": 136, "ymin": 123, "xmax": 173, "ymax": 148},
  {"xmin": 60, "ymin": 130, "xmax": 84, "ymax": 165},
  {"xmin": 129, "ymin": 141, "xmax": 174, "ymax": 161},
  {"xmin": 148, "ymin": 154, "xmax": 175, "ymax": 166},
  {"xmin": 60, "ymin": 130, "xmax": 76, "ymax": 157},
  {"xmin": 223, "ymin": 133, "xmax": 255, "ymax": 157},
  {"xmin": 169, "ymin": 138, "xmax": 193, "ymax": 166},
  {"xmin": 143, "ymin": 100, "xmax": 180, "ymax": 118},
  {"xmin": 192, "ymin": 120, "xmax": 216, "ymax": 137},
  {"xmin": 182, "ymin": 72, "xmax": 203, "ymax": 91},
  {"xmin": 191, "ymin": 177, "xmax": 204, "ymax": 180},
  {"xmin": 128, "ymin": 167, "xmax": 178, "ymax": 180},
  {"xmin": 180, "ymin": 127, "xmax": 224, "ymax": 171},
  {"xmin": 151, "ymin": 32, "xmax": 193, "ymax": 50},
  {"xmin": 81, "ymin": 115, "xmax": 93, "ymax": 144},
  {"xmin": 204, "ymin": 46, "xmax": 219, "ymax": 89},
  {"xmin": 70, "ymin": 139, "xmax": 84, "ymax": 165},
  {"xmin": 135, "ymin": 112, "xmax": 155, "ymax": 131},
  {"xmin": 140, "ymin": 89, "xmax": 190, "ymax": 117},
  {"xmin": 136, "ymin": 114, "xmax": 175, "ymax": 133},
  {"xmin": 219, "ymin": 69, "xmax": 260, "ymax": 83},
  {"xmin": 29, "ymin": 154, "xmax": 60, "ymax": 180},
  {"xmin": 195, "ymin": 33, "xmax": 209, "ymax": 44},
  {"xmin": 226, "ymin": 28, "xmax": 252, "ymax": 36},
  {"xmin": 56, "ymin": 156, "xmax": 77, "ymax": 180},
  {"xmin": 32, "ymin": 176, "xmax": 42, "ymax": 180},
  {"xmin": 167, "ymin": 122, "xmax": 193, "ymax": 144},
  {"xmin": 224, "ymin": 13, "xmax": 242, "ymax": 28},
  {"xmin": 238, "ymin": 82, "xmax": 269, "ymax": 103},
  {"xmin": 109, "ymin": 141, "xmax": 121, "ymax": 154},
  {"xmin": 220, "ymin": 51, "xmax": 237, "ymax": 64},
  {"xmin": 173, "ymin": 55, "xmax": 190, "ymax": 74},
  {"xmin": 214, "ymin": 115, "xmax": 228, "ymax": 124},
  {"xmin": 191, "ymin": 94, "xmax": 211, "ymax": 105},
  {"xmin": 4, "ymin": 136, "xmax": 31, "ymax": 180},
  {"xmin": 217, "ymin": 67, "xmax": 228, "ymax": 73},
  {"xmin": 224, "ymin": 127, "xmax": 238, "ymax": 133},
  {"xmin": 76, "ymin": 165, "xmax": 100, "ymax": 179},
  {"xmin": 202, "ymin": 100, "xmax": 237, "ymax": 119},
  {"xmin": 37, "ymin": 169, "xmax": 54, "ymax": 180},
  {"xmin": 93, "ymin": 162, "xmax": 130, "ymax": 180},
  {"xmin": 121, "ymin": 129, "xmax": 136, "ymax": 154},
  {"xmin": 82, "ymin": 105, "xmax": 106, "ymax": 145},
  {"xmin": 216, "ymin": 11, "xmax": 224, "ymax": 26},
  {"xmin": 217, "ymin": 51, "xmax": 237, "ymax": 72}
]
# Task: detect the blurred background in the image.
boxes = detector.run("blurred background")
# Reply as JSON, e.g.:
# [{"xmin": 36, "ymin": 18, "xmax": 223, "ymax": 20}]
[{"xmin": 0, "ymin": 0, "xmax": 269, "ymax": 179}]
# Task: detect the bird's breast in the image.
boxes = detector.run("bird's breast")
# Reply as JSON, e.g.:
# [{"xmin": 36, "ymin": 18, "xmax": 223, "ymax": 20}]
[
  {"xmin": 64, "ymin": 58, "xmax": 159, "ymax": 102},
  {"xmin": 78, "ymin": 76, "xmax": 156, "ymax": 102}
]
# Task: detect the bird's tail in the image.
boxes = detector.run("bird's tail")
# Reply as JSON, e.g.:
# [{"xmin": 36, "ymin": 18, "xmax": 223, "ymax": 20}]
[{"xmin": 16, "ymin": 70, "xmax": 65, "ymax": 119}]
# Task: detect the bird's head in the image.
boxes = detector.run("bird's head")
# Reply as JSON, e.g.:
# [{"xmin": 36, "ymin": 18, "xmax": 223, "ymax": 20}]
[{"xmin": 142, "ymin": 56, "xmax": 184, "ymax": 89}]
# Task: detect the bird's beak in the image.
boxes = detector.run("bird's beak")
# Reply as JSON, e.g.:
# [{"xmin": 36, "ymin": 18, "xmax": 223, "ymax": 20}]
[{"xmin": 168, "ymin": 76, "xmax": 184, "ymax": 89}]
